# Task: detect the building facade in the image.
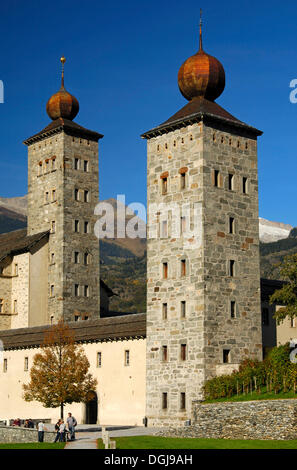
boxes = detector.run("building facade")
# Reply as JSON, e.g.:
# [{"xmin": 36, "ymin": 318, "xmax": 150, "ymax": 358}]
[
  {"xmin": 23, "ymin": 61, "xmax": 102, "ymax": 323},
  {"xmin": 0, "ymin": 26, "xmax": 292, "ymax": 428},
  {"xmin": 143, "ymin": 24, "xmax": 263, "ymax": 426}
]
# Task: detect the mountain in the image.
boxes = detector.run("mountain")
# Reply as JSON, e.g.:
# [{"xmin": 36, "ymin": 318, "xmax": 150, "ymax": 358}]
[
  {"xmin": 260, "ymin": 228, "xmax": 297, "ymax": 280},
  {"xmin": 0, "ymin": 206, "xmax": 27, "ymax": 234},
  {"xmin": 259, "ymin": 217, "xmax": 293, "ymax": 243},
  {"xmin": 0, "ymin": 195, "xmax": 28, "ymax": 217},
  {"xmin": 0, "ymin": 195, "xmax": 296, "ymax": 309}
]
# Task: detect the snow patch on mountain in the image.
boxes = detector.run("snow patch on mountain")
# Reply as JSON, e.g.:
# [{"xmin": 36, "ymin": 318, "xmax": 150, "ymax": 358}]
[{"xmin": 259, "ymin": 218, "xmax": 293, "ymax": 243}]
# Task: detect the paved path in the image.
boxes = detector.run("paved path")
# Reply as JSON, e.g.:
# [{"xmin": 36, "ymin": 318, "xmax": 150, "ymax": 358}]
[
  {"xmin": 65, "ymin": 433, "xmax": 98, "ymax": 449},
  {"xmin": 64, "ymin": 427, "xmax": 159, "ymax": 450}
]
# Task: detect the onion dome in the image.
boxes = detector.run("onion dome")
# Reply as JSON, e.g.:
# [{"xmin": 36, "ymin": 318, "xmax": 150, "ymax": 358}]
[
  {"xmin": 46, "ymin": 56, "xmax": 79, "ymax": 121},
  {"xmin": 178, "ymin": 14, "xmax": 225, "ymax": 102}
]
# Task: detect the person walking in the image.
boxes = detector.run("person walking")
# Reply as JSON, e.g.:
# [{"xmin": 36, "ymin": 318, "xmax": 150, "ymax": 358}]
[
  {"xmin": 66, "ymin": 413, "xmax": 77, "ymax": 441},
  {"xmin": 54, "ymin": 419, "xmax": 61, "ymax": 443},
  {"xmin": 59, "ymin": 420, "xmax": 66, "ymax": 442},
  {"xmin": 37, "ymin": 421, "xmax": 45, "ymax": 442}
]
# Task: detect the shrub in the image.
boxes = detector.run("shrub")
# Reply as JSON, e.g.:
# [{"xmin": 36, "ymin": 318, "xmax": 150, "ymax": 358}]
[{"xmin": 203, "ymin": 343, "xmax": 297, "ymax": 400}]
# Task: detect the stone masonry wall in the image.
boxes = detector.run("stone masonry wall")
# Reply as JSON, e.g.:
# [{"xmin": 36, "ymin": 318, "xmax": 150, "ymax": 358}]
[
  {"xmin": 145, "ymin": 119, "xmax": 262, "ymax": 427},
  {"xmin": 10, "ymin": 253, "xmax": 29, "ymax": 329},
  {"xmin": 202, "ymin": 125, "xmax": 262, "ymax": 381},
  {"xmin": 0, "ymin": 425, "xmax": 55, "ymax": 443},
  {"xmin": 156, "ymin": 399, "xmax": 297, "ymax": 440},
  {"xmin": 26, "ymin": 130, "xmax": 100, "ymax": 323},
  {"xmin": 146, "ymin": 122, "xmax": 205, "ymax": 427}
]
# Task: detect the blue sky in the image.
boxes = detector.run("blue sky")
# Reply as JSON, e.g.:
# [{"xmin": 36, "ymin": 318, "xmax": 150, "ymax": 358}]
[{"xmin": 0, "ymin": 0, "xmax": 296, "ymax": 226}]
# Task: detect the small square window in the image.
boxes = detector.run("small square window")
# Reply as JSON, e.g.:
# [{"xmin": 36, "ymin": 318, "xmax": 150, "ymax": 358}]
[
  {"xmin": 97, "ymin": 352, "xmax": 102, "ymax": 368},
  {"xmin": 180, "ymin": 172, "xmax": 186, "ymax": 190},
  {"xmin": 163, "ymin": 262, "xmax": 168, "ymax": 279},
  {"xmin": 162, "ymin": 177, "xmax": 168, "ymax": 195},
  {"xmin": 162, "ymin": 303, "xmax": 167, "ymax": 320},
  {"xmin": 181, "ymin": 344, "xmax": 187, "ymax": 361},
  {"xmin": 230, "ymin": 301, "xmax": 236, "ymax": 318},
  {"xmin": 229, "ymin": 260, "xmax": 235, "ymax": 277},
  {"xmin": 229, "ymin": 217, "xmax": 235, "ymax": 234},
  {"xmin": 162, "ymin": 346, "xmax": 168, "ymax": 362},
  {"xmin": 181, "ymin": 216, "xmax": 187, "ymax": 234},
  {"xmin": 223, "ymin": 349, "xmax": 230, "ymax": 364},
  {"xmin": 214, "ymin": 170, "xmax": 220, "ymax": 187},
  {"xmin": 181, "ymin": 301, "xmax": 186, "ymax": 318},
  {"xmin": 180, "ymin": 392, "xmax": 186, "ymax": 410},
  {"xmin": 181, "ymin": 259, "xmax": 186, "ymax": 277},
  {"xmin": 125, "ymin": 350, "xmax": 130, "ymax": 366},
  {"xmin": 162, "ymin": 392, "xmax": 168, "ymax": 410},
  {"xmin": 74, "ymin": 158, "xmax": 79, "ymax": 170}
]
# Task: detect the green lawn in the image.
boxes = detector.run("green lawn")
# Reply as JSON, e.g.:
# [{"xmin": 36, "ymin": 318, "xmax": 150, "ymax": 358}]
[
  {"xmin": 0, "ymin": 442, "xmax": 65, "ymax": 449},
  {"xmin": 97, "ymin": 436, "xmax": 297, "ymax": 449},
  {"xmin": 204, "ymin": 389, "xmax": 297, "ymax": 404}
]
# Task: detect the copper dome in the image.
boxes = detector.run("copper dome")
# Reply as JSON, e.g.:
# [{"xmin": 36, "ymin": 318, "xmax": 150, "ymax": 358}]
[
  {"xmin": 178, "ymin": 22, "xmax": 225, "ymax": 102},
  {"xmin": 46, "ymin": 57, "xmax": 79, "ymax": 121}
]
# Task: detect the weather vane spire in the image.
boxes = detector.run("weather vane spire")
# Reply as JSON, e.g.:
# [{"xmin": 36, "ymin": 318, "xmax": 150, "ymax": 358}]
[
  {"xmin": 199, "ymin": 8, "xmax": 203, "ymax": 51},
  {"xmin": 60, "ymin": 56, "xmax": 66, "ymax": 88}
]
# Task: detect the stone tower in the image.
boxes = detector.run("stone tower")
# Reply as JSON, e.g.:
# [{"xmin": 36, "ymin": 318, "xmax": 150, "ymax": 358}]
[
  {"xmin": 142, "ymin": 22, "xmax": 263, "ymax": 426},
  {"xmin": 24, "ymin": 57, "xmax": 102, "ymax": 323}
]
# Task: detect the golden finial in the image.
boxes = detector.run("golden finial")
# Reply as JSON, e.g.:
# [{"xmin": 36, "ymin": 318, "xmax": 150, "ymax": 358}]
[
  {"xmin": 60, "ymin": 56, "xmax": 66, "ymax": 88},
  {"xmin": 199, "ymin": 8, "xmax": 203, "ymax": 51}
]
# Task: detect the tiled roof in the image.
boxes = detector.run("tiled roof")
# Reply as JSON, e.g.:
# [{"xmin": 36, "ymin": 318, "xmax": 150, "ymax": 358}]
[
  {"xmin": 141, "ymin": 97, "xmax": 262, "ymax": 139},
  {"xmin": 0, "ymin": 313, "xmax": 146, "ymax": 350},
  {"xmin": 23, "ymin": 118, "xmax": 103, "ymax": 145},
  {"xmin": 0, "ymin": 228, "xmax": 49, "ymax": 262}
]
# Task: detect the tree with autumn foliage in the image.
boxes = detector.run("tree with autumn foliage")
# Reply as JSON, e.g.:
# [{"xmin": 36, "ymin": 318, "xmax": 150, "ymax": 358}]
[
  {"xmin": 23, "ymin": 320, "xmax": 97, "ymax": 419},
  {"xmin": 270, "ymin": 253, "xmax": 297, "ymax": 324}
]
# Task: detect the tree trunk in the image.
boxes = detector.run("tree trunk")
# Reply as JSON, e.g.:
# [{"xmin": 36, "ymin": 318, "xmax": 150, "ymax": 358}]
[{"xmin": 60, "ymin": 402, "xmax": 64, "ymax": 419}]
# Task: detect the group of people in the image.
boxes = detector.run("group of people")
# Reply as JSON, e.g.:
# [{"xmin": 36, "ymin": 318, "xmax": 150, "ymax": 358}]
[
  {"xmin": 53, "ymin": 413, "xmax": 77, "ymax": 443},
  {"xmin": 12, "ymin": 413, "xmax": 77, "ymax": 443},
  {"xmin": 12, "ymin": 418, "xmax": 34, "ymax": 428}
]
